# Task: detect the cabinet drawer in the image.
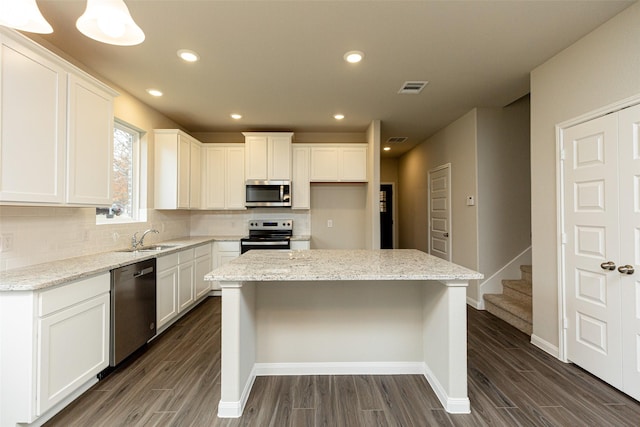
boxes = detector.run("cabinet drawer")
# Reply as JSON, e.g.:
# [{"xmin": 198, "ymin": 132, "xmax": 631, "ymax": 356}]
[
  {"xmin": 194, "ymin": 243, "xmax": 211, "ymax": 258},
  {"xmin": 179, "ymin": 248, "xmax": 195, "ymax": 263},
  {"xmin": 39, "ymin": 273, "xmax": 110, "ymax": 317},
  {"xmin": 216, "ymin": 241, "xmax": 240, "ymax": 252},
  {"xmin": 157, "ymin": 252, "xmax": 180, "ymax": 271}
]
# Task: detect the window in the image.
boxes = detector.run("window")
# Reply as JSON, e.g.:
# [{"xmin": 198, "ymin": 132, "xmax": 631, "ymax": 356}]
[{"xmin": 96, "ymin": 120, "xmax": 141, "ymax": 223}]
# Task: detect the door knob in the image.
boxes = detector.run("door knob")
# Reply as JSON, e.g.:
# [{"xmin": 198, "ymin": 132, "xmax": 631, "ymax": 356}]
[
  {"xmin": 617, "ymin": 265, "xmax": 635, "ymax": 275},
  {"xmin": 600, "ymin": 261, "xmax": 616, "ymax": 270},
  {"xmin": 443, "ymin": 232, "xmax": 449, "ymax": 237}
]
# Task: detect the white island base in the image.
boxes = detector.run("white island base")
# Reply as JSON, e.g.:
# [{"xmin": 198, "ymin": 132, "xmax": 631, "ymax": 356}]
[{"xmin": 205, "ymin": 250, "xmax": 483, "ymax": 418}]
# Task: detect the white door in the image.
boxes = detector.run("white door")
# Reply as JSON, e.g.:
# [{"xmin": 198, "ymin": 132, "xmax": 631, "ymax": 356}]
[
  {"xmin": 428, "ymin": 164, "xmax": 452, "ymax": 261},
  {"xmin": 562, "ymin": 114, "xmax": 624, "ymax": 390},
  {"xmin": 618, "ymin": 104, "xmax": 640, "ymax": 400}
]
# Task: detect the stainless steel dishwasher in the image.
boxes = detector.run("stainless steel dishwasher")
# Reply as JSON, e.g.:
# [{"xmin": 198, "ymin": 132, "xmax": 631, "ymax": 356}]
[{"xmin": 110, "ymin": 258, "xmax": 156, "ymax": 366}]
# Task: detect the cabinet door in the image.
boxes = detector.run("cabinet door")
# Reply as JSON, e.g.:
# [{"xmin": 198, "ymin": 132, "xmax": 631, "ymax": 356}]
[
  {"xmin": 310, "ymin": 147, "xmax": 339, "ymax": 181},
  {"xmin": 195, "ymin": 255, "xmax": 212, "ymax": 299},
  {"xmin": 203, "ymin": 146, "xmax": 226, "ymax": 209},
  {"xmin": 37, "ymin": 293, "xmax": 109, "ymax": 415},
  {"xmin": 292, "ymin": 146, "xmax": 310, "ymax": 209},
  {"xmin": 340, "ymin": 146, "xmax": 368, "ymax": 181},
  {"xmin": 268, "ymin": 136, "xmax": 292, "ymax": 180},
  {"xmin": 226, "ymin": 146, "xmax": 246, "ymax": 209},
  {"xmin": 66, "ymin": 74, "xmax": 114, "ymax": 205},
  {"xmin": 157, "ymin": 266, "xmax": 178, "ymax": 329},
  {"xmin": 0, "ymin": 35, "xmax": 66, "ymax": 203},
  {"xmin": 190, "ymin": 140, "xmax": 201, "ymax": 209},
  {"xmin": 177, "ymin": 134, "xmax": 191, "ymax": 209},
  {"xmin": 178, "ymin": 260, "xmax": 195, "ymax": 312},
  {"xmin": 245, "ymin": 136, "xmax": 268, "ymax": 180}
]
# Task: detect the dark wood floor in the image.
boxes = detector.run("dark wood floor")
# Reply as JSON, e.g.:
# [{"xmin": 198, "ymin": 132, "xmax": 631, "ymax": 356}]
[{"xmin": 45, "ymin": 297, "xmax": 640, "ymax": 427}]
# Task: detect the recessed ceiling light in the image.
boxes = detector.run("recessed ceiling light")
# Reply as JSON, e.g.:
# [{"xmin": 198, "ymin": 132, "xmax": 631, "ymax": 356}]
[
  {"xmin": 334, "ymin": 114, "xmax": 345, "ymax": 120},
  {"xmin": 146, "ymin": 88, "xmax": 163, "ymax": 97},
  {"xmin": 383, "ymin": 147, "xmax": 391, "ymax": 151},
  {"xmin": 177, "ymin": 49, "xmax": 199, "ymax": 62},
  {"xmin": 344, "ymin": 50, "xmax": 364, "ymax": 63},
  {"xmin": 231, "ymin": 113, "xmax": 242, "ymax": 120}
]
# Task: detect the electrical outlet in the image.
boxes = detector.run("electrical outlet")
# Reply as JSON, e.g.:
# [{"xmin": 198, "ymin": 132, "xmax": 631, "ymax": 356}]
[
  {"xmin": 327, "ymin": 219, "xmax": 333, "ymax": 228},
  {"xmin": 0, "ymin": 233, "xmax": 14, "ymax": 253}
]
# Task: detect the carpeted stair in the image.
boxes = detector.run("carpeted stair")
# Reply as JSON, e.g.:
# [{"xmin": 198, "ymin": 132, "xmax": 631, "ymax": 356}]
[{"xmin": 483, "ymin": 265, "xmax": 532, "ymax": 335}]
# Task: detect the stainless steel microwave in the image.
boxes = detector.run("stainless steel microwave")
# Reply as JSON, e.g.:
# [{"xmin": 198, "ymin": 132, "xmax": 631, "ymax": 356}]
[{"xmin": 245, "ymin": 180, "xmax": 291, "ymax": 207}]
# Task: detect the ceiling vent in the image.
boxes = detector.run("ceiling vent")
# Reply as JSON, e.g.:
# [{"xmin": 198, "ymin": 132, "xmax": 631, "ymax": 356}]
[
  {"xmin": 398, "ymin": 81, "xmax": 428, "ymax": 94},
  {"xmin": 386, "ymin": 137, "xmax": 408, "ymax": 144}
]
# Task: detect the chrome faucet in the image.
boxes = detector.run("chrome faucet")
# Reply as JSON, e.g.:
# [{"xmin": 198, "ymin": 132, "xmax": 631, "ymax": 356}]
[{"xmin": 132, "ymin": 229, "xmax": 159, "ymax": 249}]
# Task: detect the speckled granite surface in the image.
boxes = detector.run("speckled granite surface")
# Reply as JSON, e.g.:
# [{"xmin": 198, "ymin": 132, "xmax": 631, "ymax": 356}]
[
  {"xmin": 205, "ymin": 249, "xmax": 483, "ymax": 283},
  {"xmin": 0, "ymin": 235, "xmax": 245, "ymax": 292}
]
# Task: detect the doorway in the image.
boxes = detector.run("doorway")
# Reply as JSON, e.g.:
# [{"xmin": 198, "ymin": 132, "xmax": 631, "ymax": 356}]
[{"xmin": 380, "ymin": 184, "xmax": 393, "ymax": 249}]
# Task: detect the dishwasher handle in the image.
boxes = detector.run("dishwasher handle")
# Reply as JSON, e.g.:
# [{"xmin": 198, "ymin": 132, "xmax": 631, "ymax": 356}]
[{"xmin": 133, "ymin": 266, "xmax": 154, "ymax": 278}]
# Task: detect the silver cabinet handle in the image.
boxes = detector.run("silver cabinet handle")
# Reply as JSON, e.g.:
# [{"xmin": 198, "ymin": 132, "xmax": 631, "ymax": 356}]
[
  {"xmin": 600, "ymin": 261, "xmax": 616, "ymax": 271},
  {"xmin": 618, "ymin": 265, "xmax": 635, "ymax": 275}
]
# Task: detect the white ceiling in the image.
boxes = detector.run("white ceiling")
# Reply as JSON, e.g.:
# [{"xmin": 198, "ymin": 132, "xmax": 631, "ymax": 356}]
[{"xmin": 29, "ymin": 0, "xmax": 635, "ymax": 157}]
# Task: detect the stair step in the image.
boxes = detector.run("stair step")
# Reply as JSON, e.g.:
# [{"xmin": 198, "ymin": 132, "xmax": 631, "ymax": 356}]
[
  {"xmin": 503, "ymin": 279, "xmax": 532, "ymax": 298},
  {"xmin": 484, "ymin": 293, "xmax": 532, "ymax": 335}
]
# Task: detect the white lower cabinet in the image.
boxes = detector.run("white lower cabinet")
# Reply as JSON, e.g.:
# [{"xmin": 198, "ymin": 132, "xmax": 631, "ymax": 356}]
[
  {"xmin": 156, "ymin": 252, "xmax": 179, "ymax": 330},
  {"xmin": 291, "ymin": 240, "xmax": 311, "ymax": 250},
  {"xmin": 157, "ymin": 244, "xmax": 211, "ymax": 332},
  {"xmin": 0, "ymin": 273, "xmax": 110, "ymax": 426},
  {"xmin": 194, "ymin": 243, "xmax": 212, "ymax": 300},
  {"xmin": 212, "ymin": 241, "xmax": 240, "ymax": 291},
  {"xmin": 178, "ymin": 248, "xmax": 195, "ymax": 312}
]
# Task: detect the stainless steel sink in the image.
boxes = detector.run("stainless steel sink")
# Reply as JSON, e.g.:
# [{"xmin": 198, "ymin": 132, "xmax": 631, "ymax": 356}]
[{"xmin": 117, "ymin": 244, "xmax": 179, "ymax": 253}]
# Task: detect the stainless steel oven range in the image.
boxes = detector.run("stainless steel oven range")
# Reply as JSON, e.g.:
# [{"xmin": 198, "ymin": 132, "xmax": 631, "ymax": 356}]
[{"xmin": 240, "ymin": 219, "xmax": 293, "ymax": 254}]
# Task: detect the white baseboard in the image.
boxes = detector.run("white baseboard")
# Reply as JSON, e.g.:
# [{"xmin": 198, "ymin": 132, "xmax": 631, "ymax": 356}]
[
  {"xmin": 254, "ymin": 361, "xmax": 424, "ymax": 376},
  {"xmin": 422, "ymin": 362, "xmax": 470, "ymax": 414},
  {"xmin": 530, "ymin": 334, "xmax": 559, "ymax": 359},
  {"xmin": 466, "ymin": 296, "xmax": 483, "ymax": 310},
  {"xmin": 217, "ymin": 365, "xmax": 257, "ymax": 418},
  {"xmin": 219, "ymin": 361, "xmax": 469, "ymax": 416}
]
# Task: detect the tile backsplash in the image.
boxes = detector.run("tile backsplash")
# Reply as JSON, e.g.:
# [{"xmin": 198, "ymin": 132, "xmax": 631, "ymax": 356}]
[{"xmin": 0, "ymin": 206, "xmax": 310, "ymax": 272}]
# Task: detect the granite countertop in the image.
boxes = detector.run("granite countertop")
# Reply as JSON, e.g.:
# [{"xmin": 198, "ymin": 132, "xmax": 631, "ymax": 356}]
[
  {"xmin": 0, "ymin": 235, "xmax": 244, "ymax": 292},
  {"xmin": 205, "ymin": 249, "xmax": 483, "ymax": 282}
]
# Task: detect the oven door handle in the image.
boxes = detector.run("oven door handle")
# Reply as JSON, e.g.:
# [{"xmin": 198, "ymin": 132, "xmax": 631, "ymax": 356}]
[{"xmin": 241, "ymin": 241, "xmax": 289, "ymax": 246}]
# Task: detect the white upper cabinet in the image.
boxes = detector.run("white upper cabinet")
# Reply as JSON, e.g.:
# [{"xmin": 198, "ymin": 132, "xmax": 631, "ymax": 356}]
[
  {"xmin": 0, "ymin": 29, "xmax": 117, "ymax": 206},
  {"xmin": 309, "ymin": 144, "xmax": 368, "ymax": 182},
  {"xmin": 189, "ymin": 140, "xmax": 202, "ymax": 209},
  {"xmin": 154, "ymin": 129, "xmax": 202, "ymax": 210},
  {"xmin": 66, "ymin": 74, "xmax": 114, "ymax": 205},
  {"xmin": 202, "ymin": 144, "xmax": 245, "ymax": 210},
  {"xmin": 292, "ymin": 145, "xmax": 310, "ymax": 209},
  {"xmin": 243, "ymin": 132, "xmax": 292, "ymax": 181}
]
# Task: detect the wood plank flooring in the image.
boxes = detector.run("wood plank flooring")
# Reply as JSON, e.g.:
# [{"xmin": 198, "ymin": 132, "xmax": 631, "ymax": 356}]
[{"xmin": 45, "ymin": 297, "xmax": 640, "ymax": 427}]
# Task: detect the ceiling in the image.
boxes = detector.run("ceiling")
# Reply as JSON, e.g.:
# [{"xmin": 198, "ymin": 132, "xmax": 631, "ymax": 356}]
[{"xmin": 28, "ymin": 0, "xmax": 635, "ymax": 157}]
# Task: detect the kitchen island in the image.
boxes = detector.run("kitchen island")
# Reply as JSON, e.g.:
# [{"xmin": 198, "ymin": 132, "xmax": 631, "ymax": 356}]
[{"xmin": 205, "ymin": 249, "xmax": 483, "ymax": 418}]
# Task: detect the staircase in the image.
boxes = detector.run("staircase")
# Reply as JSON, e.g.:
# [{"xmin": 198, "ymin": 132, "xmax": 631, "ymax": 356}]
[{"xmin": 483, "ymin": 265, "xmax": 532, "ymax": 335}]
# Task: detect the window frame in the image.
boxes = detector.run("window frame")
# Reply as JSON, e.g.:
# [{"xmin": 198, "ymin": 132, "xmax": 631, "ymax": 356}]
[{"xmin": 96, "ymin": 119, "xmax": 142, "ymax": 225}]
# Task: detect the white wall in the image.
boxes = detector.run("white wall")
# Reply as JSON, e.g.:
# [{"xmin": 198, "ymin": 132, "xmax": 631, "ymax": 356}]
[
  {"xmin": 398, "ymin": 110, "xmax": 480, "ymax": 278},
  {"xmin": 530, "ymin": 2, "xmax": 640, "ymax": 350},
  {"xmin": 477, "ymin": 97, "xmax": 531, "ymax": 276},
  {"xmin": 310, "ymin": 184, "xmax": 367, "ymax": 249}
]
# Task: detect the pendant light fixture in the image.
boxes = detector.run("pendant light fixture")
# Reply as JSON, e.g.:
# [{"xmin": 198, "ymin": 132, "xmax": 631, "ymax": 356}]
[
  {"xmin": 0, "ymin": 0, "xmax": 53, "ymax": 34},
  {"xmin": 76, "ymin": 0, "xmax": 145, "ymax": 46}
]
